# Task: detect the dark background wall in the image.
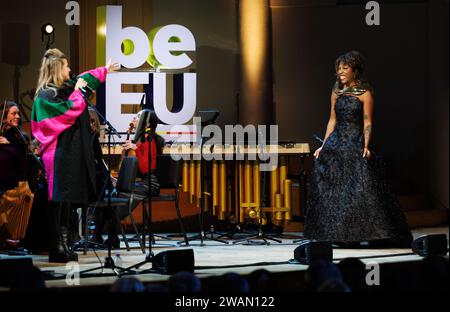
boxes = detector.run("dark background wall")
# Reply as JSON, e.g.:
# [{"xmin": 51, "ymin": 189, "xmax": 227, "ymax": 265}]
[
  {"xmin": 272, "ymin": 0, "xmax": 429, "ymax": 194},
  {"xmin": 271, "ymin": 0, "xmax": 448, "ymax": 209},
  {"xmin": 428, "ymin": 0, "xmax": 449, "ymax": 210},
  {"xmin": 0, "ymin": 0, "xmax": 71, "ymax": 119},
  {"xmin": 150, "ymin": 0, "xmax": 239, "ymax": 129},
  {"xmin": 0, "ymin": 0, "xmax": 448, "ymax": 209}
]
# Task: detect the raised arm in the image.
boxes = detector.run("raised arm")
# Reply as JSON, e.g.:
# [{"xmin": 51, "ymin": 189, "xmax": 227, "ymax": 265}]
[
  {"xmin": 78, "ymin": 60, "xmax": 119, "ymax": 91},
  {"xmin": 314, "ymin": 92, "xmax": 337, "ymax": 159},
  {"xmin": 362, "ymin": 90, "xmax": 373, "ymax": 158}
]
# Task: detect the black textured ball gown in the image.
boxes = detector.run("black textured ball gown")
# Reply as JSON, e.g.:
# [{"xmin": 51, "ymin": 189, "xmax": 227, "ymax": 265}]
[{"xmin": 304, "ymin": 90, "xmax": 412, "ymax": 246}]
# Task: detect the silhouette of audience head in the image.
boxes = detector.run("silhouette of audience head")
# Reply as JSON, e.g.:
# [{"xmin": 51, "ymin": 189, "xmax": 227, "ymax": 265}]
[
  {"xmin": 145, "ymin": 283, "xmax": 168, "ymax": 293},
  {"xmin": 317, "ymin": 278, "xmax": 351, "ymax": 292},
  {"xmin": 168, "ymin": 271, "xmax": 202, "ymax": 292},
  {"xmin": 305, "ymin": 260, "xmax": 347, "ymax": 292},
  {"xmin": 248, "ymin": 269, "xmax": 277, "ymax": 292},
  {"xmin": 338, "ymin": 257, "xmax": 368, "ymax": 292},
  {"xmin": 421, "ymin": 255, "xmax": 449, "ymax": 291},
  {"xmin": 110, "ymin": 276, "xmax": 145, "ymax": 292},
  {"xmin": 215, "ymin": 272, "xmax": 249, "ymax": 292}
]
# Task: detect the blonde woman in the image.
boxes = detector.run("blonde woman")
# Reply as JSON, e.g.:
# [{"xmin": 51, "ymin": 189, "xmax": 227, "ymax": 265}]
[{"xmin": 31, "ymin": 48, "xmax": 118, "ymax": 262}]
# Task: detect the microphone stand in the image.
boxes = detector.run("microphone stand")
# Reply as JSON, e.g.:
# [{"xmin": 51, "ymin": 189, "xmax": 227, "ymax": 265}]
[
  {"xmin": 126, "ymin": 128, "xmax": 158, "ymax": 273},
  {"xmin": 292, "ymin": 135, "xmax": 323, "ymax": 243},
  {"xmin": 232, "ymin": 137, "xmax": 282, "ymax": 245},
  {"xmin": 78, "ymin": 96, "xmax": 134, "ymax": 276},
  {"xmin": 184, "ymin": 136, "xmax": 228, "ymax": 245}
]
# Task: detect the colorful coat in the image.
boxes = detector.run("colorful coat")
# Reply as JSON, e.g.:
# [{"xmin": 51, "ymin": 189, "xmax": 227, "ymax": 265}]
[{"xmin": 31, "ymin": 67, "xmax": 107, "ymax": 203}]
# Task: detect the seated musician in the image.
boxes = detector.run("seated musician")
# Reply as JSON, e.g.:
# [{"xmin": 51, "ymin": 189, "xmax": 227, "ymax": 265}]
[
  {"xmin": 122, "ymin": 109, "xmax": 164, "ymax": 211},
  {"xmin": 0, "ymin": 101, "xmax": 33, "ymax": 251},
  {"xmin": 0, "ymin": 101, "xmax": 29, "ymax": 145}
]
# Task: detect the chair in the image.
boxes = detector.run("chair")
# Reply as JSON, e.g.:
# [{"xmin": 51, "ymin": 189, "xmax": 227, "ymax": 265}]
[
  {"xmin": 139, "ymin": 154, "xmax": 189, "ymax": 246},
  {"xmin": 83, "ymin": 156, "xmax": 145, "ymax": 254}
]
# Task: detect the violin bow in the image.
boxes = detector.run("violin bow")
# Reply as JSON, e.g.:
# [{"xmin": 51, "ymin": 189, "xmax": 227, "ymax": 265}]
[{"xmin": 0, "ymin": 99, "xmax": 7, "ymax": 136}]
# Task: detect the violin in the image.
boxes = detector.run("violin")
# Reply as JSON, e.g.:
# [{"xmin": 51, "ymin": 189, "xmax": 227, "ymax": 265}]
[{"xmin": 122, "ymin": 122, "xmax": 136, "ymax": 158}]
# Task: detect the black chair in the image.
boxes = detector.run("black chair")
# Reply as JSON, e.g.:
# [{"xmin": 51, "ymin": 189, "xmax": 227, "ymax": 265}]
[
  {"xmin": 139, "ymin": 154, "xmax": 189, "ymax": 246},
  {"xmin": 83, "ymin": 156, "xmax": 145, "ymax": 254}
]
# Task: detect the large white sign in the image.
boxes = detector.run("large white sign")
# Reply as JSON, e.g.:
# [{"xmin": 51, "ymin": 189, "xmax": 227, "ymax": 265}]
[{"xmin": 97, "ymin": 5, "xmax": 197, "ymax": 142}]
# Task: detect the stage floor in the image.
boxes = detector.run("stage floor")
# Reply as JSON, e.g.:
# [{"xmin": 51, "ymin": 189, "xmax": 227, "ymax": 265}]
[{"xmin": 6, "ymin": 226, "xmax": 449, "ymax": 291}]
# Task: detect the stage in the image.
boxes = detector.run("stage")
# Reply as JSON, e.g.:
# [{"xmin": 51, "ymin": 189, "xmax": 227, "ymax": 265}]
[{"xmin": 4, "ymin": 226, "xmax": 445, "ymax": 292}]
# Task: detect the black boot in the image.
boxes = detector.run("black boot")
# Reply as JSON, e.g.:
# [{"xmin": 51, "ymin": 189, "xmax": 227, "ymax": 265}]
[
  {"xmin": 67, "ymin": 205, "xmax": 81, "ymax": 247},
  {"xmin": 60, "ymin": 226, "xmax": 79, "ymax": 261},
  {"xmin": 48, "ymin": 203, "xmax": 79, "ymax": 263},
  {"xmin": 49, "ymin": 227, "xmax": 79, "ymax": 263}
]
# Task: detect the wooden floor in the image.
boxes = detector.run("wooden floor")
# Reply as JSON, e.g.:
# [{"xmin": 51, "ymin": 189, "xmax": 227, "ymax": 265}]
[{"xmin": 3, "ymin": 226, "xmax": 448, "ymax": 291}]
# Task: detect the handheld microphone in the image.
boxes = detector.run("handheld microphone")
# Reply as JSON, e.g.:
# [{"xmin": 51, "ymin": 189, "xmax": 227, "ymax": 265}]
[
  {"xmin": 140, "ymin": 94, "xmax": 145, "ymax": 109},
  {"xmin": 313, "ymin": 134, "xmax": 324, "ymax": 144},
  {"xmin": 0, "ymin": 99, "xmax": 7, "ymax": 136},
  {"xmin": 79, "ymin": 84, "xmax": 94, "ymax": 98}
]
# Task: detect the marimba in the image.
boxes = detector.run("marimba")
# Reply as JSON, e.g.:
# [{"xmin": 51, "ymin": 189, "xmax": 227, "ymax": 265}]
[{"xmin": 103, "ymin": 143, "xmax": 310, "ymax": 225}]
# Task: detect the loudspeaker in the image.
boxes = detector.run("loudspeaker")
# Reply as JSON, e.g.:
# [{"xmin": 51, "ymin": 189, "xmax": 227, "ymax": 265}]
[
  {"xmin": 0, "ymin": 256, "xmax": 33, "ymax": 286},
  {"xmin": 1, "ymin": 23, "xmax": 30, "ymax": 66},
  {"xmin": 294, "ymin": 241, "xmax": 333, "ymax": 265},
  {"xmin": 152, "ymin": 249, "xmax": 194, "ymax": 275},
  {"xmin": 412, "ymin": 234, "xmax": 448, "ymax": 257}
]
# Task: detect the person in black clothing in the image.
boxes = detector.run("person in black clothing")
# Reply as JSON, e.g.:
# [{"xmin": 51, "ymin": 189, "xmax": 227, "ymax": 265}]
[
  {"xmin": 304, "ymin": 51, "xmax": 412, "ymax": 247},
  {"xmin": 0, "ymin": 101, "xmax": 33, "ymax": 250}
]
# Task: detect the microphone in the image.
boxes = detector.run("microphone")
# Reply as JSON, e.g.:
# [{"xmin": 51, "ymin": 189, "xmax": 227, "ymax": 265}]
[
  {"xmin": 79, "ymin": 84, "xmax": 94, "ymax": 100},
  {"xmin": 313, "ymin": 134, "xmax": 324, "ymax": 144},
  {"xmin": 140, "ymin": 94, "xmax": 145, "ymax": 109},
  {"xmin": 0, "ymin": 99, "xmax": 7, "ymax": 136}
]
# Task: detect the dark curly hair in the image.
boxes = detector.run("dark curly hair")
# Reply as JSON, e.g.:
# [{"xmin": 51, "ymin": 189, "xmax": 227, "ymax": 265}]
[
  {"xmin": 334, "ymin": 51, "xmax": 369, "ymax": 89},
  {"xmin": 1, "ymin": 101, "xmax": 20, "ymax": 131}
]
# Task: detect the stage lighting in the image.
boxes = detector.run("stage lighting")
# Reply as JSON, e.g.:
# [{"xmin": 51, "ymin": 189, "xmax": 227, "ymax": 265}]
[
  {"xmin": 412, "ymin": 234, "xmax": 448, "ymax": 257},
  {"xmin": 41, "ymin": 23, "xmax": 55, "ymax": 50},
  {"xmin": 293, "ymin": 240, "xmax": 333, "ymax": 265},
  {"xmin": 152, "ymin": 249, "xmax": 195, "ymax": 274},
  {"xmin": 43, "ymin": 24, "xmax": 53, "ymax": 34}
]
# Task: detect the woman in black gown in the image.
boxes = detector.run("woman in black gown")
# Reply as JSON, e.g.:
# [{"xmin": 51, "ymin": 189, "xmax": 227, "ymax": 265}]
[{"xmin": 304, "ymin": 51, "xmax": 412, "ymax": 247}]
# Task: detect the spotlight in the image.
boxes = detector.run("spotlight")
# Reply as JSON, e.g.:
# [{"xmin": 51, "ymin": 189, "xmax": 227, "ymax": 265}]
[
  {"xmin": 44, "ymin": 24, "xmax": 54, "ymax": 34},
  {"xmin": 41, "ymin": 23, "xmax": 55, "ymax": 50}
]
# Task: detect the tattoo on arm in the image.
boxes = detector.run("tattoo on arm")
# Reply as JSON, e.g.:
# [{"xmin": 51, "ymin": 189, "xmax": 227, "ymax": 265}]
[
  {"xmin": 364, "ymin": 124, "xmax": 372, "ymax": 146},
  {"xmin": 364, "ymin": 114, "xmax": 369, "ymax": 120}
]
